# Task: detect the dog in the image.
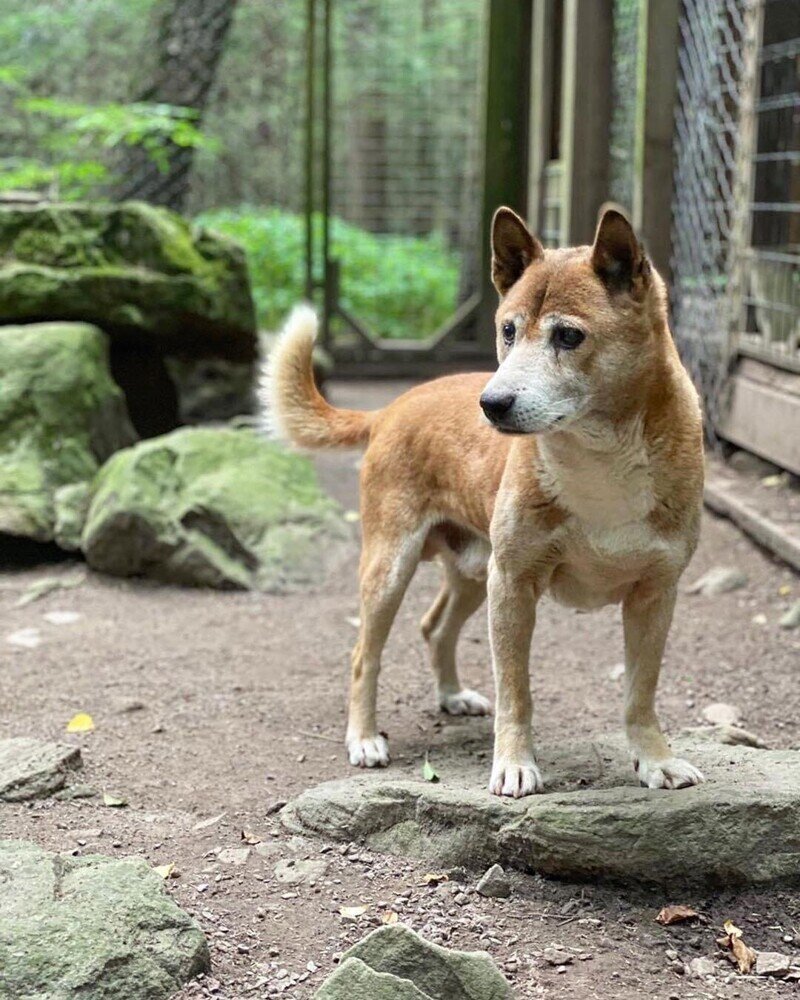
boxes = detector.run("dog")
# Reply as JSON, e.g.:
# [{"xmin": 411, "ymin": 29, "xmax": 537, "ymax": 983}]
[{"xmin": 262, "ymin": 206, "xmax": 705, "ymax": 798}]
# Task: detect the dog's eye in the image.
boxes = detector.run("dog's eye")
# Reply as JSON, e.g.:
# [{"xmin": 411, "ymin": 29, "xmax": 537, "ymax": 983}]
[
  {"xmin": 501, "ymin": 321, "xmax": 516, "ymax": 346},
  {"xmin": 551, "ymin": 325, "xmax": 585, "ymax": 350}
]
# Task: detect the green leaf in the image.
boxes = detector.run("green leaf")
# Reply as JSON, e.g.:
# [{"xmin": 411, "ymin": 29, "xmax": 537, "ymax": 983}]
[{"xmin": 422, "ymin": 754, "xmax": 439, "ymax": 783}]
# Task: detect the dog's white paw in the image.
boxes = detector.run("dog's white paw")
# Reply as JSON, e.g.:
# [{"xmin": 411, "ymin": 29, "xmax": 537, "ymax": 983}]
[
  {"xmin": 489, "ymin": 757, "xmax": 544, "ymax": 797},
  {"xmin": 347, "ymin": 733, "xmax": 390, "ymax": 768},
  {"xmin": 439, "ymin": 688, "xmax": 492, "ymax": 716},
  {"xmin": 635, "ymin": 756, "xmax": 704, "ymax": 790}
]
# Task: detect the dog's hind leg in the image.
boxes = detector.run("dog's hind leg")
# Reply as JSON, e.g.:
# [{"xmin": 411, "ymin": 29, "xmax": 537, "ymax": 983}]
[
  {"xmin": 421, "ymin": 561, "xmax": 491, "ymax": 716},
  {"xmin": 346, "ymin": 529, "xmax": 424, "ymax": 768}
]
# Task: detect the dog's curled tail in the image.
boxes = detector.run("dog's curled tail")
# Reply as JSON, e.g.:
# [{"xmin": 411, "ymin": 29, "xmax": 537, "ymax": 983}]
[{"xmin": 259, "ymin": 304, "xmax": 373, "ymax": 449}]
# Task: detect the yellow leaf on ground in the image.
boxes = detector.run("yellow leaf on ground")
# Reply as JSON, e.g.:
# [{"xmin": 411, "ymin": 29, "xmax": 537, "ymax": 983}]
[
  {"xmin": 656, "ymin": 904, "xmax": 700, "ymax": 926},
  {"xmin": 421, "ymin": 872, "xmax": 450, "ymax": 886},
  {"xmin": 154, "ymin": 864, "xmax": 174, "ymax": 879},
  {"xmin": 381, "ymin": 910, "xmax": 399, "ymax": 925},
  {"xmin": 66, "ymin": 713, "xmax": 94, "ymax": 734},
  {"xmin": 339, "ymin": 905, "xmax": 368, "ymax": 919},
  {"xmin": 241, "ymin": 829, "xmax": 261, "ymax": 845},
  {"xmin": 779, "ymin": 584, "xmax": 792, "ymax": 597},
  {"xmin": 343, "ymin": 510, "xmax": 360, "ymax": 523}
]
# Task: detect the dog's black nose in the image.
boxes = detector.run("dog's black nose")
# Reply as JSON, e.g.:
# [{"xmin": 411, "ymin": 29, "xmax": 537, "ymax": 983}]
[{"xmin": 480, "ymin": 391, "xmax": 515, "ymax": 422}]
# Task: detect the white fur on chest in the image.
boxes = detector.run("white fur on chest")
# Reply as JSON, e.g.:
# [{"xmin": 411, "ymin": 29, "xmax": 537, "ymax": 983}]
[
  {"xmin": 540, "ymin": 424, "xmax": 655, "ymax": 530},
  {"xmin": 538, "ymin": 424, "xmax": 677, "ymax": 607}
]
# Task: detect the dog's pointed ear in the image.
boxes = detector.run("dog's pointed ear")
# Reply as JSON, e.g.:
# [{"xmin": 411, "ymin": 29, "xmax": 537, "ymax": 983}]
[
  {"xmin": 591, "ymin": 206, "xmax": 651, "ymax": 295},
  {"xmin": 491, "ymin": 207, "xmax": 544, "ymax": 295}
]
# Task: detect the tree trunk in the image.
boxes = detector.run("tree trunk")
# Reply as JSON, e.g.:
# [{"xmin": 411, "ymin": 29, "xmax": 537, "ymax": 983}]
[{"xmin": 115, "ymin": 0, "xmax": 238, "ymax": 211}]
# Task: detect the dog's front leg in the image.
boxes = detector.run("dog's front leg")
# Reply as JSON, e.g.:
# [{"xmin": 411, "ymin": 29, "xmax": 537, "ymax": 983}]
[
  {"xmin": 623, "ymin": 582, "xmax": 704, "ymax": 789},
  {"xmin": 487, "ymin": 557, "xmax": 543, "ymax": 797}
]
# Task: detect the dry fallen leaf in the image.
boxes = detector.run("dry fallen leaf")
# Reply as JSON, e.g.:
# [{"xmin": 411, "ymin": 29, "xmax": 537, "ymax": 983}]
[
  {"xmin": 339, "ymin": 905, "xmax": 368, "ymax": 920},
  {"xmin": 154, "ymin": 863, "xmax": 174, "ymax": 879},
  {"xmin": 66, "ymin": 712, "xmax": 95, "ymax": 734},
  {"xmin": 656, "ymin": 904, "xmax": 700, "ymax": 926},
  {"xmin": 380, "ymin": 910, "xmax": 399, "ymax": 925},
  {"xmin": 192, "ymin": 811, "xmax": 226, "ymax": 831},
  {"xmin": 421, "ymin": 872, "xmax": 450, "ymax": 886},
  {"xmin": 241, "ymin": 829, "xmax": 261, "ymax": 845},
  {"xmin": 718, "ymin": 919, "xmax": 757, "ymax": 974},
  {"xmin": 102, "ymin": 792, "xmax": 127, "ymax": 808}
]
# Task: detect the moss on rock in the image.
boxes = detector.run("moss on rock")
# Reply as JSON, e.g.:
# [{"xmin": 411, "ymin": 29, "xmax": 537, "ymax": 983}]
[
  {"xmin": 0, "ymin": 840, "xmax": 209, "ymax": 999},
  {"xmin": 0, "ymin": 322, "xmax": 136, "ymax": 541},
  {"xmin": 0, "ymin": 202, "xmax": 257, "ymax": 361},
  {"xmin": 81, "ymin": 426, "xmax": 345, "ymax": 590}
]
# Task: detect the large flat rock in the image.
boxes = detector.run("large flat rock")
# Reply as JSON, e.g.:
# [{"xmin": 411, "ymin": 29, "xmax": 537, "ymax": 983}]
[
  {"xmin": 283, "ymin": 733, "xmax": 800, "ymax": 886},
  {"xmin": 0, "ymin": 840, "xmax": 209, "ymax": 999},
  {"xmin": 0, "ymin": 738, "xmax": 82, "ymax": 801}
]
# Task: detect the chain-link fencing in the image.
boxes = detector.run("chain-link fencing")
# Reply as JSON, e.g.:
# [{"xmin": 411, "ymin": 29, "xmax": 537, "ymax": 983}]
[{"xmin": 671, "ymin": 0, "xmax": 799, "ymax": 435}]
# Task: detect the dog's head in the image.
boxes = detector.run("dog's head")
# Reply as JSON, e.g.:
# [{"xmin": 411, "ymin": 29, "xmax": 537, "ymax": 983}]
[{"xmin": 480, "ymin": 206, "xmax": 665, "ymax": 435}]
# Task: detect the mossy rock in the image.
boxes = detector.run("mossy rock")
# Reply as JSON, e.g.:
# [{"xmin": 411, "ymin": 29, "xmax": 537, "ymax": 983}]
[
  {"xmin": 0, "ymin": 840, "xmax": 209, "ymax": 999},
  {"xmin": 0, "ymin": 322, "xmax": 136, "ymax": 541},
  {"xmin": 0, "ymin": 202, "xmax": 256, "ymax": 362},
  {"xmin": 315, "ymin": 927, "xmax": 512, "ymax": 1000},
  {"xmin": 81, "ymin": 426, "xmax": 345, "ymax": 590}
]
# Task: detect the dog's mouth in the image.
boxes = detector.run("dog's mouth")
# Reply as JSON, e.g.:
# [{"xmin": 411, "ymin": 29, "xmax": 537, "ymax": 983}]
[{"xmin": 490, "ymin": 414, "xmax": 567, "ymax": 436}]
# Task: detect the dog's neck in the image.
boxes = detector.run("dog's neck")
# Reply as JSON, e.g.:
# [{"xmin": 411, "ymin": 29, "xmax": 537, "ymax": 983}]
[{"xmin": 535, "ymin": 415, "xmax": 655, "ymax": 528}]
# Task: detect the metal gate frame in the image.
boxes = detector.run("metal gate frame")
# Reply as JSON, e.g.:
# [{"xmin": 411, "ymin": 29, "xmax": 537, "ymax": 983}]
[{"xmin": 303, "ymin": 0, "xmax": 531, "ymax": 376}]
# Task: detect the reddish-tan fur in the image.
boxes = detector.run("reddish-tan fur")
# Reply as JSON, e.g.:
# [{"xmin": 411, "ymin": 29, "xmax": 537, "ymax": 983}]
[{"xmin": 263, "ymin": 207, "xmax": 705, "ymax": 796}]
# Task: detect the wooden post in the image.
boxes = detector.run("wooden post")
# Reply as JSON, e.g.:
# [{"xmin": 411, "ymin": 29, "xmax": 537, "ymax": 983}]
[
  {"xmin": 527, "ymin": 0, "xmax": 556, "ymax": 238},
  {"xmin": 560, "ymin": 0, "xmax": 613, "ymax": 245},
  {"xmin": 476, "ymin": 0, "xmax": 533, "ymax": 348},
  {"xmin": 632, "ymin": 0, "xmax": 680, "ymax": 278}
]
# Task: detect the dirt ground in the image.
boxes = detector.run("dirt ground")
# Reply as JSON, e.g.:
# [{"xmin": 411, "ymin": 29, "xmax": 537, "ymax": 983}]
[{"xmin": 2, "ymin": 381, "xmax": 800, "ymax": 999}]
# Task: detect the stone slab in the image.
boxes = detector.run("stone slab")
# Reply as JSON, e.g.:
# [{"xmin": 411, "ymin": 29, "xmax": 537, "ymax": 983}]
[
  {"xmin": 283, "ymin": 734, "xmax": 800, "ymax": 886},
  {"xmin": 0, "ymin": 738, "xmax": 82, "ymax": 801}
]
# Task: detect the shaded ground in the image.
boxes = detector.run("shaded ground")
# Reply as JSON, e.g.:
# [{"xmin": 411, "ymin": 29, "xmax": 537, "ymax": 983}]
[{"xmin": 1, "ymin": 381, "xmax": 799, "ymax": 999}]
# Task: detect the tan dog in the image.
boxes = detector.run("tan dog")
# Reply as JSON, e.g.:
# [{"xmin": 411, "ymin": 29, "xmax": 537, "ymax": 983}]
[{"xmin": 263, "ymin": 207, "xmax": 705, "ymax": 798}]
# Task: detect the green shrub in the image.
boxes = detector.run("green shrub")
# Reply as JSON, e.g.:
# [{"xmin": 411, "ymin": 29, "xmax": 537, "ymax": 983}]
[{"xmin": 196, "ymin": 206, "xmax": 460, "ymax": 339}]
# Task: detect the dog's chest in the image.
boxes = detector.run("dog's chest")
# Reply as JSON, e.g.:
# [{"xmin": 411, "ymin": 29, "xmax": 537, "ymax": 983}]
[
  {"xmin": 544, "ymin": 437, "xmax": 654, "ymax": 528},
  {"xmin": 541, "ymin": 438, "xmax": 675, "ymax": 607}
]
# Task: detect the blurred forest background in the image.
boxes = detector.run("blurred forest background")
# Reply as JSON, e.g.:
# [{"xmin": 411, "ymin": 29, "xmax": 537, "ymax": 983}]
[{"xmin": 0, "ymin": 0, "xmax": 487, "ymax": 339}]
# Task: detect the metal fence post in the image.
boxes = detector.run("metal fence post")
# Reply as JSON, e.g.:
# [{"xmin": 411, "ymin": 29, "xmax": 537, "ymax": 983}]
[{"xmin": 560, "ymin": 0, "xmax": 613, "ymax": 245}]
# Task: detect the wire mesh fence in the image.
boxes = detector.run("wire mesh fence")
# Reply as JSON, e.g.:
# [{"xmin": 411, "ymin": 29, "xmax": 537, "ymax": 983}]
[
  {"xmin": 306, "ymin": 0, "xmax": 487, "ymax": 343},
  {"xmin": 671, "ymin": 0, "xmax": 799, "ymax": 435}
]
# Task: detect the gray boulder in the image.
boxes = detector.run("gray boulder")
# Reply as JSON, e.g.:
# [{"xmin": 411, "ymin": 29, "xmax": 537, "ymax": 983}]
[
  {"xmin": 0, "ymin": 840, "xmax": 209, "ymax": 999},
  {"xmin": 315, "ymin": 926, "xmax": 511, "ymax": 1000},
  {"xmin": 81, "ymin": 426, "xmax": 345, "ymax": 590},
  {"xmin": 0, "ymin": 322, "xmax": 135, "ymax": 541},
  {"xmin": 284, "ymin": 733, "xmax": 800, "ymax": 886},
  {"xmin": 0, "ymin": 739, "xmax": 82, "ymax": 801}
]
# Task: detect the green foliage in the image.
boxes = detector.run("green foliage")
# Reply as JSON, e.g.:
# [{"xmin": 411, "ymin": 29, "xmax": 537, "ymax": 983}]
[
  {"xmin": 0, "ymin": 77, "xmax": 216, "ymax": 198},
  {"xmin": 197, "ymin": 206, "xmax": 459, "ymax": 339}
]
